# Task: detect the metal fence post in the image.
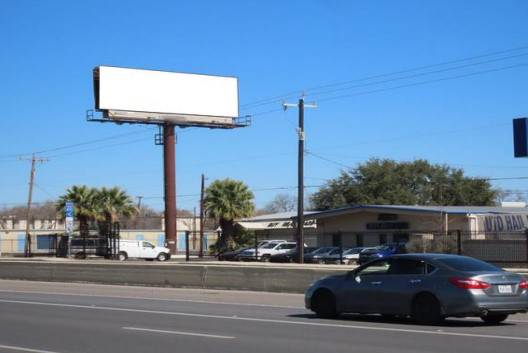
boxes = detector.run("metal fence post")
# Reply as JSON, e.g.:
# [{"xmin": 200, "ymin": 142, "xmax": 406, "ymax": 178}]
[
  {"xmin": 185, "ymin": 231, "xmax": 190, "ymax": 262},
  {"xmin": 457, "ymin": 230, "xmax": 462, "ymax": 255}
]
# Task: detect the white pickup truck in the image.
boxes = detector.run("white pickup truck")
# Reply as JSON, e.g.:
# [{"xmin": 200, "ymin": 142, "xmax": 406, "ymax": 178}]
[{"xmin": 118, "ymin": 240, "xmax": 171, "ymax": 261}]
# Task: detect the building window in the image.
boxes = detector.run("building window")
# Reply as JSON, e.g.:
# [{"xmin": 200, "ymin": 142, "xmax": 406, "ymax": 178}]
[
  {"xmin": 356, "ymin": 234, "xmax": 363, "ymax": 247},
  {"xmin": 332, "ymin": 233, "xmax": 342, "ymax": 247}
]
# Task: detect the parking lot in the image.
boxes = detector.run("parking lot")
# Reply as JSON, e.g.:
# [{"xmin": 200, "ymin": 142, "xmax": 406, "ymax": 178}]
[{"xmin": 0, "ymin": 280, "xmax": 527, "ymax": 353}]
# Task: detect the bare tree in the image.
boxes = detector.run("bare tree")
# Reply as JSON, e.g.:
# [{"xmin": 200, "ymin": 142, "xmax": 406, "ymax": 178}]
[{"xmin": 264, "ymin": 194, "xmax": 297, "ymax": 214}]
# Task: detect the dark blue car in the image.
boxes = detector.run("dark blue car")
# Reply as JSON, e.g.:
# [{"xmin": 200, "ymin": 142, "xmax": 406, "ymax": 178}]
[{"xmin": 358, "ymin": 242, "xmax": 407, "ymax": 265}]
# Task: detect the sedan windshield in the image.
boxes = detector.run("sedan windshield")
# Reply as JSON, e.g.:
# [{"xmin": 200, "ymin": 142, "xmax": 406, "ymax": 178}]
[
  {"xmin": 312, "ymin": 247, "xmax": 334, "ymax": 254},
  {"xmin": 262, "ymin": 243, "xmax": 279, "ymax": 249}
]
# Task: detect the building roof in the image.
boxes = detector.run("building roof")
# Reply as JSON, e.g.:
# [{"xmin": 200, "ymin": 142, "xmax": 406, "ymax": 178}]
[
  {"xmin": 242, "ymin": 205, "xmax": 528, "ymax": 223},
  {"xmin": 305, "ymin": 205, "xmax": 528, "ymax": 219}
]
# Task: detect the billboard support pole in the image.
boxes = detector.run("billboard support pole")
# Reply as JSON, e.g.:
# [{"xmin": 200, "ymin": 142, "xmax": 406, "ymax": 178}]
[{"xmin": 163, "ymin": 123, "xmax": 177, "ymax": 255}]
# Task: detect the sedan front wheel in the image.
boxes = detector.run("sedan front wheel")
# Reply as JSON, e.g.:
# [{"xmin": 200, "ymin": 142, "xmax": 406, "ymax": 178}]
[{"xmin": 312, "ymin": 289, "xmax": 338, "ymax": 319}]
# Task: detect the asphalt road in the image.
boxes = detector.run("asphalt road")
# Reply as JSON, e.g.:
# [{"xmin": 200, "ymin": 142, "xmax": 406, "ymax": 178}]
[{"xmin": 0, "ymin": 280, "xmax": 528, "ymax": 353}]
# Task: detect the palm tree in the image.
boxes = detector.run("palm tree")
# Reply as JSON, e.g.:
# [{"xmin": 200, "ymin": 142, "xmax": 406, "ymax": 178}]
[
  {"xmin": 204, "ymin": 179, "xmax": 255, "ymax": 252},
  {"xmin": 95, "ymin": 186, "xmax": 138, "ymax": 224},
  {"xmin": 56, "ymin": 185, "xmax": 98, "ymax": 257},
  {"xmin": 56, "ymin": 185, "xmax": 98, "ymax": 231}
]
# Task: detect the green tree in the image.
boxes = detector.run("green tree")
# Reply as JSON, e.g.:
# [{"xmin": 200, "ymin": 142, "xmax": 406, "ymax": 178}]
[
  {"xmin": 204, "ymin": 179, "xmax": 255, "ymax": 252},
  {"xmin": 95, "ymin": 186, "xmax": 137, "ymax": 223},
  {"xmin": 56, "ymin": 185, "xmax": 98, "ymax": 230},
  {"xmin": 311, "ymin": 158, "xmax": 498, "ymax": 210}
]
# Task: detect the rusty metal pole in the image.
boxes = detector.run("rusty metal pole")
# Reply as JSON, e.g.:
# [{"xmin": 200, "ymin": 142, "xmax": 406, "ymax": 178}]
[
  {"xmin": 163, "ymin": 123, "xmax": 177, "ymax": 255},
  {"xmin": 199, "ymin": 173, "xmax": 205, "ymax": 258}
]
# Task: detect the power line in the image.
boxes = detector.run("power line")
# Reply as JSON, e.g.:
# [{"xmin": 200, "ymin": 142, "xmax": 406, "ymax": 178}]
[
  {"xmin": 46, "ymin": 137, "xmax": 152, "ymax": 158},
  {"xmin": 240, "ymin": 44, "xmax": 528, "ymax": 110},
  {"xmin": 0, "ymin": 127, "xmax": 156, "ymax": 160},
  {"xmin": 248, "ymin": 62, "xmax": 528, "ymax": 119},
  {"xmin": 317, "ymin": 62, "xmax": 528, "ymax": 103},
  {"xmin": 305, "ymin": 52, "xmax": 528, "ymax": 100}
]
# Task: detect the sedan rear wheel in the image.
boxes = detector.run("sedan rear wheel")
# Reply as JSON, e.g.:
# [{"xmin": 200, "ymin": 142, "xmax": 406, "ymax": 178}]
[
  {"xmin": 411, "ymin": 294, "xmax": 443, "ymax": 325},
  {"xmin": 347, "ymin": 259, "xmax": 358, "ymax": 265},
  {"xmin": 481, "ymin": 314, "xmax": 509, "ymax": 325}
]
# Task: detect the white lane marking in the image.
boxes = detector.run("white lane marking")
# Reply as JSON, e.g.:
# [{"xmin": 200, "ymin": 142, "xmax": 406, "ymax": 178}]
[
  {"xmin": 1, "ymin": 299, "xmax": 528, "ymax": 342},
  {"xmin": 122, "ymin": 327, "xmax": 235, "ymax": 339},
  {"xmin": 0, "ymin": 289, "xmax": 302, "ymax": 309},
  {"xmin": 0, "ymin": 343, "xmax": 66, "ymax": 353}
]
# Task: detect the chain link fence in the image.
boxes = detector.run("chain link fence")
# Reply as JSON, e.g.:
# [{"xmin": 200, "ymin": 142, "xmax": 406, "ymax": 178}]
[{"xmin": 405, "ymin": 231, "xmax": 528, "ymax": 268}]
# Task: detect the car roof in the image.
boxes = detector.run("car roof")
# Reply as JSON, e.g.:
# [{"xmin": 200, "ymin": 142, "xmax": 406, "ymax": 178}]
[{"xmin": 390, "ymin": 253, "xmax": 468, "ymax": 261}]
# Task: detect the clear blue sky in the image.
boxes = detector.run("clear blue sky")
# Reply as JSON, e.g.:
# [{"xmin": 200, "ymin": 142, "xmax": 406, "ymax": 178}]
[{"xmin": 2, "ymin": 0, "xmax": 528, "ymax": 212}]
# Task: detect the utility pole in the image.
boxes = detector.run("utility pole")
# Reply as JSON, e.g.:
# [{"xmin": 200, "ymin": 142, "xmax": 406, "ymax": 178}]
[
  {"xmin": 199, "ymin": 173, "xmax": 205, "ymax": 258},
  {"xmin": 134, "ymin": 196, "xmax": 143, "ymax": 229},
  {"xmin": 20, "ymin": 155, "xmax": 48, "ymax": 257},
  {"xmin": 283, "ymin": 95, "xmax": 316, "ymax": 264}
]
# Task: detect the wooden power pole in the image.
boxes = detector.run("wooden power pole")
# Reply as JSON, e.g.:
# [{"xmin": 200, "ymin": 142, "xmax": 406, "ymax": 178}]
[{"xmin": 21, "ymin": 155, "xmax": 48, "ymax": 257}]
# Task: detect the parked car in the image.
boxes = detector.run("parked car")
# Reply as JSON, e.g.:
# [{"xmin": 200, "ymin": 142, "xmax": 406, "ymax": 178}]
[
  {"xmin": 238, "ymin": 241, "xmax": 297, "ymax": 261},
  {"xmin": 304, "ymin": 247, "xmax": 339, "ymax": 264},
  {"xmin": 358, "ymin": 242, "xmax": 407, "ymax": 265},
  {"xmin": 218, "ymin": 247, "xmax": 249, "ymax": 261},
  {"xmin": 269, "ymin": 247, "xmax": 319, "ymax": 263},
  {"xmin": 305, "ymin": 253, "xmax": 528, "ymax": 325},
  {"xmin": 323, "ymin": 247, "xmax": 374, "ymax": 265},
  {"xmin": 117, "ymin": 240, "xmax": 171, "ymax": 261}
]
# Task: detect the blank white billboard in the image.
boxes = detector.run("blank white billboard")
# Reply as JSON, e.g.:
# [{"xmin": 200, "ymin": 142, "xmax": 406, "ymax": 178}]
[{"xmin": 94, "ymin": 66, "xmax": 239, "ymax": 119}]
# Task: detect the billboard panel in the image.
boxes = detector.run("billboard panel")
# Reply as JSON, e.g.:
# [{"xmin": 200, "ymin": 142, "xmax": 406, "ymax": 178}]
[{"xmin": 94, "ymin": 66, "xmax": 239, "ymax": 120}]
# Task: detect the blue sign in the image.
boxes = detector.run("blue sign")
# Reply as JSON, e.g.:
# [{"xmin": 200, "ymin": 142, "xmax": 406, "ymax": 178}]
[
  {"xmin": 65, "ymin": 202, "xmax": 74, "ymax": 218},
  {"xmin": 513, "ymin": 117, "xmax": 528, "ymax": 158}
]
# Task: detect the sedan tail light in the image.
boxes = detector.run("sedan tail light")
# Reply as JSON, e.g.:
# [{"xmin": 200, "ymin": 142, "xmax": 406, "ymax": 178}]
[
  {"xmin": 449, "ymin": 277, "xmax": 490, "ymax": 289},
  {"xmin": 520, "ymin": 280, "xmax": 528, "ymax": 289}
]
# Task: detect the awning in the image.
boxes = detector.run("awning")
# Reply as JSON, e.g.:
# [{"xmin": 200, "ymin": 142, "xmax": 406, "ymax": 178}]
[
  {"xmin": 237, "ymin": 219, "xmax": 316, "ymax": 230},
  {"xmin": 236, "ymin": 222, "xmax": 269, "ymax": 230}
]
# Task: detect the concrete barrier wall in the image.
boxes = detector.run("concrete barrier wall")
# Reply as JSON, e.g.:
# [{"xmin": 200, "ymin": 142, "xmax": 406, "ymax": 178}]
[
  {"xmin": 0, "ymin": 261, "xmax": 349, "ymax": 293},
  {"xmin": 1, "ymin": 261, "xmax": 526, "ymax": 294}
]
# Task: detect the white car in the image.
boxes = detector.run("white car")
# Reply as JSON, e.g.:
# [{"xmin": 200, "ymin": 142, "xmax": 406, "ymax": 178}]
[
  {"xmin": 118, "ymin": 240, "xmax": 171, "ymax": 261},
  {"xmin": 238, "ymin": 241, "xmax": 297, "ymax": 262},
  {"xmin": 323, "ymin": 247, "xmax": 375, "ymax": 265}
]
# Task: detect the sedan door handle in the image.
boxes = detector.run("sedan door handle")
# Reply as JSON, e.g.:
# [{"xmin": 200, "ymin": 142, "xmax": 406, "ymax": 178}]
[
  {"xmin": 370, "ymin": 281, "xmax": 382, "ymax": 285},
  {"xmin": 409, "ymin": 279, "xmax": 421, "ymax": 284}
]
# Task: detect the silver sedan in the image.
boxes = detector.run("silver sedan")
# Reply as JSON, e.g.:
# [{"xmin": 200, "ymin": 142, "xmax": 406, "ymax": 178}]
[{"xmin": 305, "ymin": 253, "xmax": 528, "ymax": 325}]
